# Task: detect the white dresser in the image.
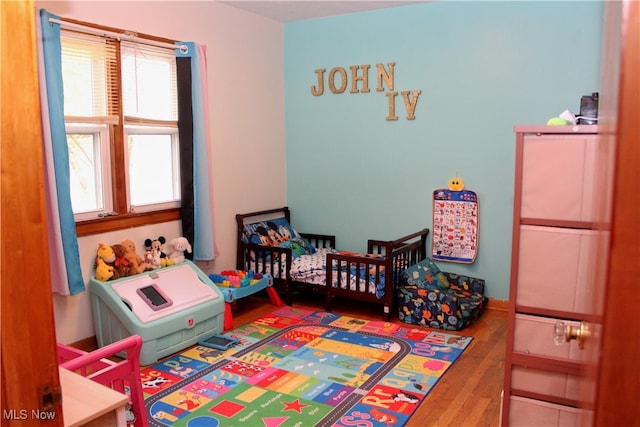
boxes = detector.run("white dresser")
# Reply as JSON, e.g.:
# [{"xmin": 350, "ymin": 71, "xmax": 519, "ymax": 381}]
[{"xmin": 500, "ymin": 125, "xmax": 600, "ymax": 426}]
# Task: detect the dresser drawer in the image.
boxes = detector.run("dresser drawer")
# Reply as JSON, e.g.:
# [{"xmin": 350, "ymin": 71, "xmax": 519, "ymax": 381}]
[
  {"xmin": 521, "ymin": 134, "xmax": 598, "ymax": 222},
  {"xmin": 514, "ymin": 314, "xmax": 586, "ymax": 361},
  {"xmin": 507, "ymin": 395, "xmax": 589, "ymax": 427},
  {"xmin": 516, "ymin": 225, "xmax": 598, "ymax": 313},
  {"xmin": 511, "ymin": 365, "xmax": 580, "ymax": 401}
]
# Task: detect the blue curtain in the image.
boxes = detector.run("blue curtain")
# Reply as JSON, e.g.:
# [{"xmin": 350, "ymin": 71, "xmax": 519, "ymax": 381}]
[
  {"xmin": 39, "ymin": 9, "xmax": 85, "ymax": 295},
  {"xmin": 177, "ymin": 42, "xmax": 216, "ymax": 260}
]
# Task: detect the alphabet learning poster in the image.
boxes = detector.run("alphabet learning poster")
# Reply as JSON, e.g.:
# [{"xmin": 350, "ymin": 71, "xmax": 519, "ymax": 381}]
[{"xmin": 431, "ymin": 189, "xmax": 479, "ymax": 263}]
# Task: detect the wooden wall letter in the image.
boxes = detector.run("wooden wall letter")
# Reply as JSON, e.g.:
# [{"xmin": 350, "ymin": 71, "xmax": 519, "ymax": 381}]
[
  {"xmin": 386, "ymin": 92, "xmax": 398, "ymax": 121},
  {"xmin": 402, "ymin": 90, "xmax": 421, "ymax": 120},
  {"xmin": 328, "ymin": 67, "xmax": 348, "ymax": 94},
  {"xmin": 376, "ymin": 62, "xmax": 395, "ymax": 92},
  {"xmin": 311, "ymin": 68, "xmax": 326, "ymax": 96},
  {"xmin": 350, "ymin": 65, "xmax": 371, "ymax": 93}
]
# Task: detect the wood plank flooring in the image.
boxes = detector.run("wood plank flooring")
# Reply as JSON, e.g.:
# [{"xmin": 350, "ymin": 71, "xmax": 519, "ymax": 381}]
[{"xmin": 231, "ymin": 293, "xmax": 508, "ymax": 427}]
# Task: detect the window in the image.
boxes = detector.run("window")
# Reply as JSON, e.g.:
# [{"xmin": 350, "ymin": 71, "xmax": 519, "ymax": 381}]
[
  {"xmin": 127, "ymin": 128, "xmax": 180, "ymax": 209},
  {"xmin": 66, "ymin": 124, "xmax": 111, "ymax": 216},
  {"xmin": 61, "ymin": 29, "xmax": 181, "ymax": 229}
]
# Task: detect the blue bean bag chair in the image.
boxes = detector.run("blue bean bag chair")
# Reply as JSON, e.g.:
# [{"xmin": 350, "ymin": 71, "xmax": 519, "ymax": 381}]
[{"xmin": 398, "ymin": 258, "xmax": 488, "ymax": 330}]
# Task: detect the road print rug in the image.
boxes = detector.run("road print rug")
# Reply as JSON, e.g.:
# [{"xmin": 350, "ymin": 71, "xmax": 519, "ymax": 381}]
[{"xmin": 142, "ymin": 306, "xmax": 472, "ymax": 426}]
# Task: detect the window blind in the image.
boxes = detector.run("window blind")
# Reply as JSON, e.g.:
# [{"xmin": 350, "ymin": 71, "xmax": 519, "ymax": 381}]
[{"xmin": 61, "ymin": 31, "xmax": 119, "ymax": 124}]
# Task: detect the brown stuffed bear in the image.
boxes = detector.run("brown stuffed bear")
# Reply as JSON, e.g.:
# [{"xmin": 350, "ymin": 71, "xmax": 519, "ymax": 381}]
[
  {"xmin": 111, "ymin": 243, "xmax": 134, "ymax": 279},
  {"xmin": 121, "ymin": 239, "xmax": 146, "ymax": 275}
]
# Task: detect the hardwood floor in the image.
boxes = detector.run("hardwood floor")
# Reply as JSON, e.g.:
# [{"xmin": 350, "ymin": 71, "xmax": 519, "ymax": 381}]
[{"xmin": 231, "ymin": 293, "xmax": 508, "ymax": 427}]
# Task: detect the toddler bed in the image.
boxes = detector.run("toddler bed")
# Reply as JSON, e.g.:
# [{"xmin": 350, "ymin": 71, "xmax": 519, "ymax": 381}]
[{"xmin": 236, "ymin": 207, "xmax": 429, "ymax": 320}]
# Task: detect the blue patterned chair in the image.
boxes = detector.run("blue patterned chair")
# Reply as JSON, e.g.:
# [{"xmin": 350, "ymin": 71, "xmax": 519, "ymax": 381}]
[{"xmin": 397, "ymin": 258, "xmax": 488, "ymax": 330}]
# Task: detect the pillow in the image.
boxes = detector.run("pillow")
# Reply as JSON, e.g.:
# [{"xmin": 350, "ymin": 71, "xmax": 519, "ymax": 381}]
[
  {"xmin": 278, "ymin": 238, "xmax": 310, "ymax": 258},
  {"xmin": 241, "ymin": 217, "xmax": 292, "ymax": 245},
  {"xmin": 299, "ymin": 236, "xmax": 317, "ymax": 254},
  {"xmin": 403, "ymin": 258, "xmax": 450, "ymax": 289},
  {"xmin": 241, "ymin": 217, "xmax": 316, "ymax": 255}
]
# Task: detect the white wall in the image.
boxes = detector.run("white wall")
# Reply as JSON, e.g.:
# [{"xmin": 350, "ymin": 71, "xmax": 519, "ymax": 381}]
[{"xmin": 36, "ymin": 1, "xmax": 286, "ymax": 344}]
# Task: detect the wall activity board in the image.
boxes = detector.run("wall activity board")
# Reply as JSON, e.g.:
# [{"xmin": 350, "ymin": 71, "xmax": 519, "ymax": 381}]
[{"xmin": 432, "ymin": 187, "xmax": 479, "ymax": 263}]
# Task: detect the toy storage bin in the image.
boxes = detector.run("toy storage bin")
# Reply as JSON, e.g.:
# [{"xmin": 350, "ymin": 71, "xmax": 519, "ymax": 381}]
[{"xmin": 89, "ymin": 260, "xmax": 225, "ymax": 365}]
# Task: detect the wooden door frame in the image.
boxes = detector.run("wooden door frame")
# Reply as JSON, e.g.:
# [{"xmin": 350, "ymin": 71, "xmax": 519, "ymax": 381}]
[
  {"xmin": 593, "ymin": 1, "xmax": 639, "ymax": 425},
  {"xmin": 1, "ymin": 1, "xmax": 64, "ymax": 425}
]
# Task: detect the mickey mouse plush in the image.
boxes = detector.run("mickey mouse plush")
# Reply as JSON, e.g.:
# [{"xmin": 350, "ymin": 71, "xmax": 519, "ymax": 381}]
[{"xmin": 144, "ymin": 236, "xmax": 168, "ymax": 268}]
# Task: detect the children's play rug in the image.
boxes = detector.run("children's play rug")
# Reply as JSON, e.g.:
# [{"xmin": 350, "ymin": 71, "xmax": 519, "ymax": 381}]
[{"xmin": 142, "ymin": 307, "xmax": 472, "ymax": 426}]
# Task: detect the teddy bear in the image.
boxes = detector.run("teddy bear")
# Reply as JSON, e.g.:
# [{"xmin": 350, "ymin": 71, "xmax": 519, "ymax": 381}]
[
  {"xmin": 167, "ymin": 236, "xmax": 192, "ymax": 264},
  {"xmin": 144, "ymin": 236, "xmax": 168, "ymax": 268},
  {"xmin": 111, "ymin": 243, "xmax": 134, "ymax": 278},
  {"xmin": 121, "ymin": 239, "xmax": 146, "ymax": 275}
]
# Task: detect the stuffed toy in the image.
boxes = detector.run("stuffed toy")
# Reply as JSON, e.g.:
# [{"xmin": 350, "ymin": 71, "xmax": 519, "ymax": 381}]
[
  {"xmin": 167, "ymin": 237, "xmax": 192, "ymax": 264},
  {"xmin": 112, "ymin": 243, "xmax": 134, "ymax": 278},
  {"xmin": 96, "ymin": 242, "xmax": 115, "ymax": 265},
  {"xmin": 448, "ymin": 176, "xmax": 465, "ymax": 192},
  {"xmin": 95, "ymin": 258, "xmax": 115, "ymax": 282},
  {"xmin": 121, "ymin": 239, "xmax": 146, "ymax": 275},
  {"xmin": 143, "ymin": 248, "xmax": 162, "ymax": 270},
  {"xmin": 95, "ymin": 243, "xmax": 117, "ymax": 280},
  {"xmin": 144, "ymin": 236, "xmax": 168, "ymax": 268}
]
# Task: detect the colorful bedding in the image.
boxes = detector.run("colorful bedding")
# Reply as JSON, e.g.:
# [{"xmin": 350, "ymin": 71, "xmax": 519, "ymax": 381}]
[
  {"xmin": 251, "ymin": 248, "xmax": 387, "ymax": 298},
  {"xmin": 240, "ymin": 219, "xmax": 386, "ymax": 298}
]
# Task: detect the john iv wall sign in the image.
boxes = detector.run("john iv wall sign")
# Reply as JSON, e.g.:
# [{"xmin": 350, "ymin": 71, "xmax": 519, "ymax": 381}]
[{"xmin": 310, "ymin": 62, "xmax": 421, "ymax": 121}]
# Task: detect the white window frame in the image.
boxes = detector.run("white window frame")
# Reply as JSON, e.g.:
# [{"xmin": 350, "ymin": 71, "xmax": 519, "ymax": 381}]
[
  {"xmin": 65, "ymin": 123, "xmax": 113, "ymax": 221},
  {"xmin": 124, "ymin": 125, "xmax": 181, "ymax": 214}
]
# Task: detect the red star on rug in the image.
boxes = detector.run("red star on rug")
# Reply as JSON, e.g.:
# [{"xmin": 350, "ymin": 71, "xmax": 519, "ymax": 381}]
[{"xmin": 281, "ymin": 399, "xmax": 309, "ymax": 413}]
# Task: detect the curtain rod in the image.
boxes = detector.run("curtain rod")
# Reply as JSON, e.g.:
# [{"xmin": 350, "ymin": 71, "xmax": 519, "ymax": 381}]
[{"xmin": 48, "ymin": 18, "xmax": 189, "ymax": 54}]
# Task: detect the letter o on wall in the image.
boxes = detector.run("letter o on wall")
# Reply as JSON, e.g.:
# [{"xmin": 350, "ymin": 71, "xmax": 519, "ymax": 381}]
[{"xmin": 328, "ymin": 67, "xmax": 347, "ymax": 94}]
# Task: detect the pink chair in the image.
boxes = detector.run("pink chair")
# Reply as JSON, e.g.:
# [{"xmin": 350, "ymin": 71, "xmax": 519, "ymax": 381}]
[{"xmin": 57, "ymin": 335, "xmax": 148, "ymax": 427}]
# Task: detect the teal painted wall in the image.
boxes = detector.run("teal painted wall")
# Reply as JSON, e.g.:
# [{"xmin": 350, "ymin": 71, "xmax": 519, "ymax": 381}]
[{"xmin": 284, "ymin": 1, "xmax": 603, "ymax": 300}]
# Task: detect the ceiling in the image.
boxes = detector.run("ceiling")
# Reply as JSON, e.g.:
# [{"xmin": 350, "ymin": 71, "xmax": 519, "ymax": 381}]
[{"xmin": 218, "ymin": 1, "xmax": 427, "ymax": 23}]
